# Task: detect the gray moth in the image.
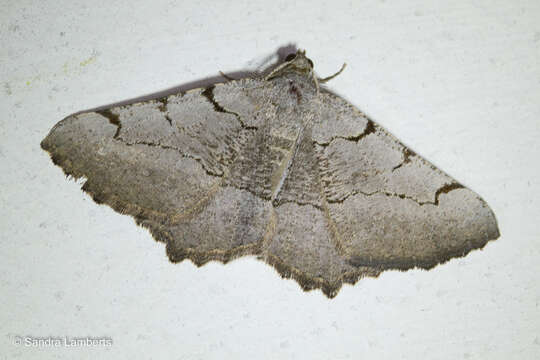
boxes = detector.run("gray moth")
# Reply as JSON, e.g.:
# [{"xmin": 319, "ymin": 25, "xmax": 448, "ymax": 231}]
[{"xmin": 41, "ymin": 50, "xmax": 500, "ymax": 297}]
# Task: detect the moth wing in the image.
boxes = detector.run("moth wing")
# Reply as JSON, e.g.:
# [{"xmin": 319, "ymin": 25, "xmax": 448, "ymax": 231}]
[
  {"xmin": 258, "ymin": 128, "xmax": 379, "ymax": 298},
  {"xmin": 41, "ymin": 84, "xmax": 273, "ymax": 264},
  {"xmin": 315, "ymin": 92, "xmax": 500, "ymax": 270}
]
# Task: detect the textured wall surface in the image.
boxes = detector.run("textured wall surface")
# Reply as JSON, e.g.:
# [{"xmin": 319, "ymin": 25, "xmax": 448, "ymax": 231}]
[{"xmin": 1, "ymin": 1, "xmax": 539, "ymax": 359}]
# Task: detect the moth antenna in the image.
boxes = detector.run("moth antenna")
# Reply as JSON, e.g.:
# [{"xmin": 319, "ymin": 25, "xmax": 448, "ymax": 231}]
[
  {"xmin": 318, "ymin": 63, "xmax": 347, "ymax": 83},
  {"xmin": 219, "ymin": 71, "xmax": 235, "ymax": 81}
]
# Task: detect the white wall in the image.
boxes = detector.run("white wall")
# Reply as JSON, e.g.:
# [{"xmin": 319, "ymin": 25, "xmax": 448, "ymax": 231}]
[{"xmin": 1, "ymin": 1, "xmax": 539, "ymax": 359}]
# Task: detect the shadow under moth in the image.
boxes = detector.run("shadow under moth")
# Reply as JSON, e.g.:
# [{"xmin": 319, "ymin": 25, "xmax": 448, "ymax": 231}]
[{"xmin": 41, "ymin": 50, "xmax": 500, "ymax": 297}]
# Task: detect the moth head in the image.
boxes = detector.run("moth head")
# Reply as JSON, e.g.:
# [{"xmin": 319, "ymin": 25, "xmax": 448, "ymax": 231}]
[
  {"xmin": 284, "ymin": 50, "xmax": 314, "ymax": 73},
  {"xmin": 266, "ymin": 49, "xmax": 315, "ymax": 81}
]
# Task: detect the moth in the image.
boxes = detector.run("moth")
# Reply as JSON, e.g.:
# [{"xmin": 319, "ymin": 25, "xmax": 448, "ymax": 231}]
[{"xmin": 42, "ymin": 50, "xmax": 500, "ymax": 297}]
